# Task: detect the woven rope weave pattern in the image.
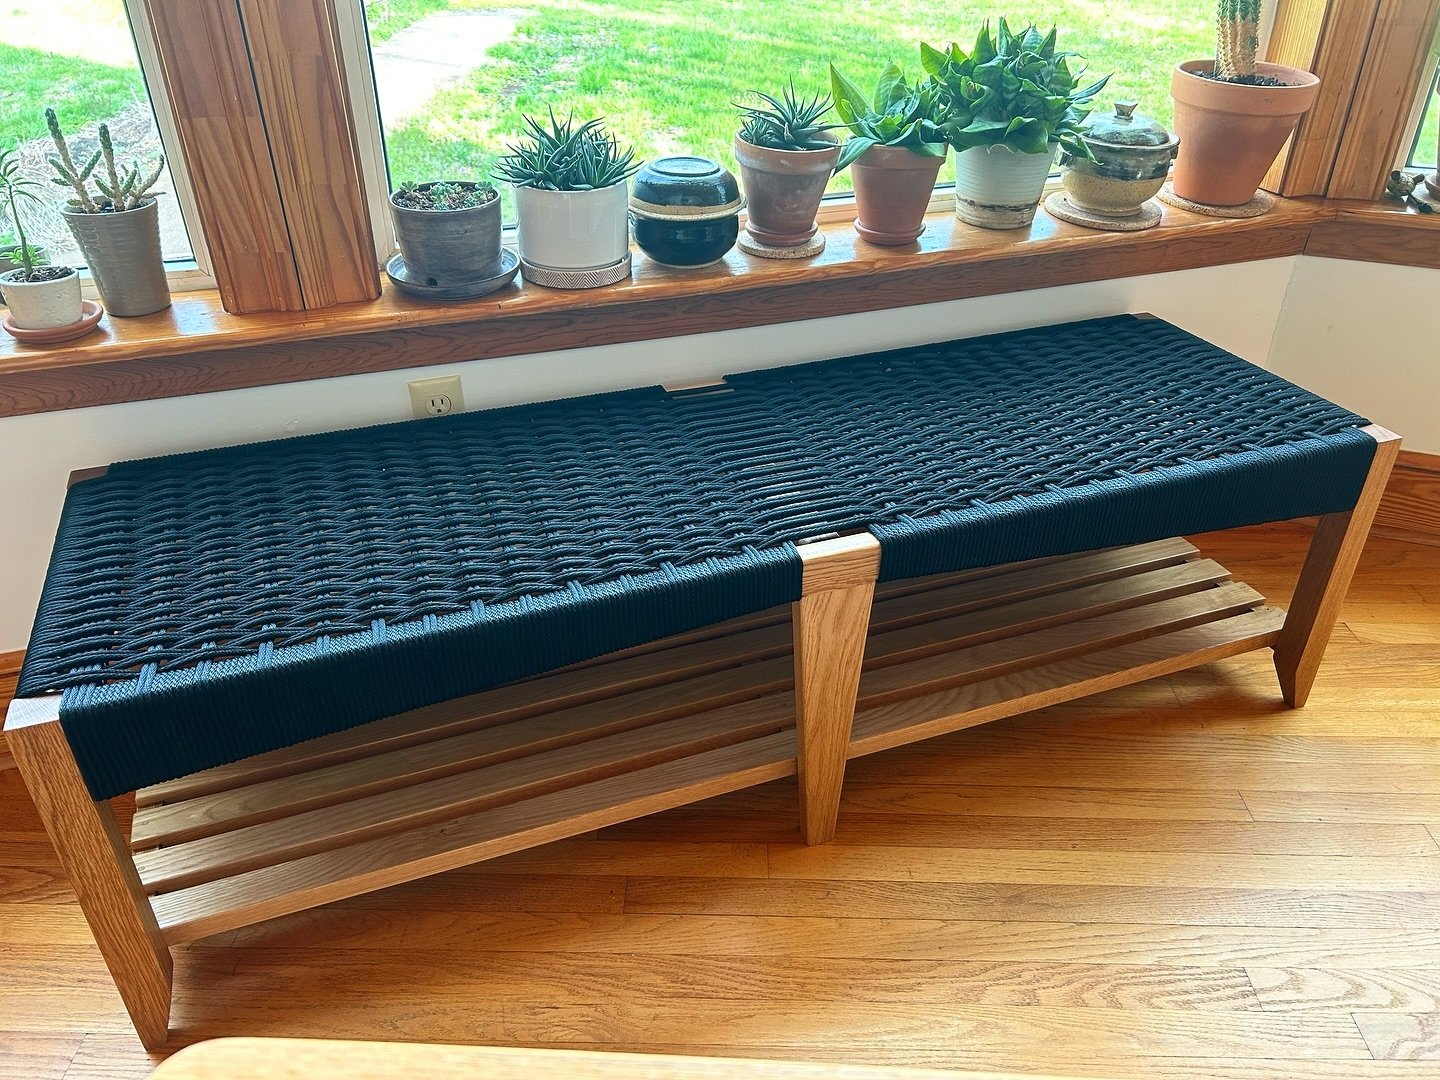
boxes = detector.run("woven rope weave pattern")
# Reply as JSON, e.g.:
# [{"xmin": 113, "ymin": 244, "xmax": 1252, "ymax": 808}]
[{"xmin": 17, "ymin": 316, "xmax": 1374, "ymax": 798}]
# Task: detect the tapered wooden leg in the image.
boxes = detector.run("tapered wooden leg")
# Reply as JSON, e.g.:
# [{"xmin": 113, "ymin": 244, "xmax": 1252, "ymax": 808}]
[
  {"xmin": 792, "ymin": 533, "xmax": 881, "ymax": 845},
  {"xmin": 1274, "ymin": 425, "xmax": 1402, "ymax": 707},
  {"xmin": 5, "ymin": 696, "xmax": 173, "ymax": 1050}
]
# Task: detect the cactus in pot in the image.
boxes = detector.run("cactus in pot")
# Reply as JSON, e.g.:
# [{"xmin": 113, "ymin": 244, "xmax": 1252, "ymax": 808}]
[{"xmin": 46, "ymin": 108, "xmax": 171, "ymax": 316}]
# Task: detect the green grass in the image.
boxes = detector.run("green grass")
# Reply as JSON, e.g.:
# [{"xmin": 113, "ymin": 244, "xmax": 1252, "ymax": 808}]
[
  {"xmin": 0, "ymin": 42, "xmax": 144, "ymax": 149},
  {"xmin": 376, "ymin": 0, "xmax": 1214, "ymax": 206}
]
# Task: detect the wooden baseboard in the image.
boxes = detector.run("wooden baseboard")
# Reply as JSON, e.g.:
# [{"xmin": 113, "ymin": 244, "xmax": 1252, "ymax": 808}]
[{"xmin": 1374, "ymin": 449, "xmax": 1440, "ymax": 547}]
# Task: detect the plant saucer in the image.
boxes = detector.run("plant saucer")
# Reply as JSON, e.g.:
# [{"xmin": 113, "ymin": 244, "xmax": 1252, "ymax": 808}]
[
  {"xmin": 385, "ymin": 250, "xmax": 521, "ymax": 301},
  {"xmin": 3, "ymin": 300, "xmax": 104, "ymax": 344}
]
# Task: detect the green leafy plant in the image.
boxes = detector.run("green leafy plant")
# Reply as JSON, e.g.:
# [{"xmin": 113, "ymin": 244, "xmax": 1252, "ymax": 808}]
[
  {"xmin": 491, "ymin": 111, "xmax": 641, "ymax": 191},
  {"xmin": 921, "ymin": 19, "xmax": 1110, "ymax": 158},
  {"xmin": 0, "ymin": 146, "xmax": 48, "ymax": 280},
  {"xmin": 391, "ymin": 180, "xmax": 497, "ymax": 211},
  {"xmin": 735, "ymin": 82, "xmax": 837, "ymax": 151},
  {"xmin": 45, "ymin": 107, "xmax": 165, "ymax": 213},
  {"xmin": 829, "ymin": 63, "xmax": 947, "ymax": 172}
]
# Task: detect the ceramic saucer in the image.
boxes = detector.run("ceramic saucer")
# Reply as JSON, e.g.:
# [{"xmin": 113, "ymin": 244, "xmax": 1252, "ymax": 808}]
[
  {"xmin": 385, "ymin": 250, "xmax": 520, "ymax": 300},
  {"xmin": 3, "ymin": 300, "xmax": 104, "ymax": 344}
]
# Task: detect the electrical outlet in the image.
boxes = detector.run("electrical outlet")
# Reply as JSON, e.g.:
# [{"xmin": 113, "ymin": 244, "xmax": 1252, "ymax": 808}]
[{"xmin": 408, "ymin": 375, "xmax": 465, "ymax": 418}]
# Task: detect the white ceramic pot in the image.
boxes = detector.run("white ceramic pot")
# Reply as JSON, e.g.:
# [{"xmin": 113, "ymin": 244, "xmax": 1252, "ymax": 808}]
[
  {"xmin": 514, "ymin": 183, "xmax": 631, "ymax": 271},
  {"xmin": 0, "ymin": 266, "xmax": 84, "ymax": 329},
  {"xmin": 953, "ymin": 143, "xmax": 1057, "ymax": 229}
]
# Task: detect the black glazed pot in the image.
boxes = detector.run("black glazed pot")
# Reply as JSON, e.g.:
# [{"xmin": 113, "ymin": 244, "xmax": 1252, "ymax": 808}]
[{"xmin": 629, "ymin": 155, "xmax": 743, "ymax": 268}]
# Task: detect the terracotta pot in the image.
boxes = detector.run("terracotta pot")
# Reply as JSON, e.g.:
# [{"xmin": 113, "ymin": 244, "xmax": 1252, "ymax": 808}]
[
  {"xmin": 1170, "ymin": 60, "xmax": 1320, "ymax": 206},
  {"xmin": 734, "ymin": 135, "xmax": 840, "ymax": 247},
  {"xmin": 849, "ymin": 144, "xmax": 946, "ymax": 246}
]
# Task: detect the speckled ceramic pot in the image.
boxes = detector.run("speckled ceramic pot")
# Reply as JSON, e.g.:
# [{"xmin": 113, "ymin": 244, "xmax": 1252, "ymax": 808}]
[{"xmin": 1060, "ymin": 102, "xmax": 1180, "ymax": 217}]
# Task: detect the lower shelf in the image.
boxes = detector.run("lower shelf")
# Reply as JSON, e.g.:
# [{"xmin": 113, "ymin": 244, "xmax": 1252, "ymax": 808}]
[{"xmin": 133, "ymin": 536, "xmax": 1283, "ymax": 945}]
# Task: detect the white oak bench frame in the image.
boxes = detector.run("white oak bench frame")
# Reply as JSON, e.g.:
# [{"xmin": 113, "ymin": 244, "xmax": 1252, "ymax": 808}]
[{"xmin": 4, "ymin": 425, "xmax": 1399, "ymax": 1048}]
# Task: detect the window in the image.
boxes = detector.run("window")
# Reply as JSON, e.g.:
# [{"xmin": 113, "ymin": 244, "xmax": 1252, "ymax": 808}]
[
  {"xmin": 349, "ymin": 0, "xmax": 1213, "ymax": 231},
  {"xmin": 1405, "ymin": 62, "xmax": 1439, "ymax": 171},
  {"xmin": 0, "ymin": 0, "xmax": 208, "ymax": 280}
]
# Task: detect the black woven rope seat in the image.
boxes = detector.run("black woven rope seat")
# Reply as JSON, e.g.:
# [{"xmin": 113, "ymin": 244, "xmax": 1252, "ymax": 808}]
[{"xmin": 18, "ymin": 315, "xmax": 1376, "ymax": 801}]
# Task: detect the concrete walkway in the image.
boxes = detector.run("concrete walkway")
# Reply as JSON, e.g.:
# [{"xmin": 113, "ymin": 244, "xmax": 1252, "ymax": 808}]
[{"xmin": 371, "ymin": 10, "xmax": 520, "ymax": 126}]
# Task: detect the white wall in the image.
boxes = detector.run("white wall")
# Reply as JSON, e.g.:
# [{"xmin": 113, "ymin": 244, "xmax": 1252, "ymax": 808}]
[
  {"xmin": 1268, "ymin": 257, "xmax": 1440, "ymax": 456},
  {"xmin": 0, "ymin": 258, "xmax": 1300, "ymax": 653}
]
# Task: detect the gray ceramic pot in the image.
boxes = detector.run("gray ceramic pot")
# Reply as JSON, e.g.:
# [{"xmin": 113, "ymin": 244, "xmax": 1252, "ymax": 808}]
[
  {"xmin": 389, "ymin": 183, "xmax": 503, "ymax": 285},
  {"xmin": 62, "ymin": 199, "xmax": 170, "ymax": 317}
]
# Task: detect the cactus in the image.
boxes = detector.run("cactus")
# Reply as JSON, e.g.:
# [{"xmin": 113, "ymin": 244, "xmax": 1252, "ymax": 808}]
[
  {"xmin": 1215, "ymin": 0, "xmax": 1263, "ymax": 81},
  {"xmin": 45, "ymin": 108, "xmax": 165, "ymax": 214}
]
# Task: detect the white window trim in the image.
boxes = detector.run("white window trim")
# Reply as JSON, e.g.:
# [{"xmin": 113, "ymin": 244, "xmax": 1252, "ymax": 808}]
[{"xmin": 334, "ymin": 0, "xmax": 399, "ymax": 265}]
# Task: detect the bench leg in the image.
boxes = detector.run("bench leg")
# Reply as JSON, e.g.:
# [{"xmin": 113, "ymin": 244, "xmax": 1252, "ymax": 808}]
[
  {"xmin": 5, "ymin": 697, "xmax": 173, "ymax": 1050},
  {"xmin": 1273, "ymin": 425, "xmax": 1402, "ymax": 707},
  {"xmin": 792, "ymin": 533, "xmax": 881, "ymax": 845}
]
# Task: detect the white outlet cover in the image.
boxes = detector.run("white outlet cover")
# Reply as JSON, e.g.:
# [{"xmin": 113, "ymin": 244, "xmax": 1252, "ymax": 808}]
[{"xmin": 408, "ymin": 375, "xmax": 465, "ymax": 418}]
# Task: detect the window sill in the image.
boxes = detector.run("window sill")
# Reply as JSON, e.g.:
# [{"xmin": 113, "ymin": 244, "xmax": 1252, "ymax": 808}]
[
  {"xmin": 1305, "ymin": 197, "xmax": 1440, "ymax": 269},
  {"xmin": 0, "ymin": 193, "xmax": 1341, "ymax": 418}
]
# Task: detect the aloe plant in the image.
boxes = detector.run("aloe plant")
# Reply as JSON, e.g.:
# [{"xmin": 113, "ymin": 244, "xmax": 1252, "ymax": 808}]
[
  {"xmin": 1215, "ymin": 0, "xmax": 1263, "ymax": 81},
  {"xmin": 735, "ymin": 82, "xmax": 836, "ymax": 152},
  {"xmin": 828, "ymin": 63, "xmax": 948, "ymax": 172},
  {"xmin": 491, "ymin": 111, "xmax": 640, "ymax": 191},
  {"xmin": 921, "ymin": 19, "xmax": 1110, "ymax": 159},
  {"xmin": 45, "ymin": 108, "xmax": 165, "ymax": 213}
]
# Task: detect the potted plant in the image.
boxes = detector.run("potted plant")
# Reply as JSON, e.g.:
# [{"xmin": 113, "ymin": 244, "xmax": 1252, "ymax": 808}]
[
  {"xmin": 733, "ymin": 83, "xmax": 841, "ymax": 252},
  {"xmin": 46, "ymin": 108, "xmax": 169, "ymax": 316},
  {"xmin": 0, "ymin": 146, "xmax": 84, "ymax": 334},
  {"xmin": 492, "ymin": 111, "xmax": 641, "ymax": 289},
  {"xmin": 0, "ymin": 230, "xmax": 47, "ymax": 276},
  {"xmin": 829, "ymin": 63, "xmax": 948, "ymax": 245},
  {"xmin": 388, "ymin": 180, "xmax": 502, "ymax": 288},
  {"xmin": 1170, "ymin": 0, "xmax": 1320, "ymax": 207},
  {"xmin": 923, "ymin": 21, "xmax": 1109, "ymax": 229}
]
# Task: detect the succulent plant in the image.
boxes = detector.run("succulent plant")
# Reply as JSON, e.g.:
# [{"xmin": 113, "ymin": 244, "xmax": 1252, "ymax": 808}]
[
  {"xmin": 735, "ymin": 82, "xmax": 837, "ymax": 152},
  {"xmin": 921, "ymin": 19, "xmax": 1110, "ymax": 159},
  {"xmin": 491, "ymin": 110, "xmax": 641, "ymax": 191},
  {"xmin": 391, "ymin": 180, "xmax": 497, "ymax": 211},
  {"xmin": 829, "ymin": 63, "xmax": 948, "ymax": 172},
  {"xmin": 45, "ymin": 108, "xmax": 165, "ymax": 213},
  {"xmin": 1215, "ymin": 0, "xmax": 1263, "ymax": 82}
]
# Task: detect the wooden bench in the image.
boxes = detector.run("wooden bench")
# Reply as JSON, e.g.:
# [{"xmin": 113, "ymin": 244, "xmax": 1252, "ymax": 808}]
[{"xmin": 4, "ymin": 316, "xmax": 1399, "ymax": 1049}]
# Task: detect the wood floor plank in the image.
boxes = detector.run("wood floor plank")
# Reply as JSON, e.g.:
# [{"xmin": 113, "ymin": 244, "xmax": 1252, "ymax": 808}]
[
  {"xmin": 617, "ymin": 815, "xmax": 1438, "ymax": 856},
  {"xmin": 1247, "ymin": 966, "xmax": 1440, "ymax": 1012},
  {"xmin": 1354, "ymin": 1012, "xmax": 1440, "ymax": 1060},
  {"xmin": 219, "ymin": 910, "xmax": 1440, "ymax": 967},
  {"xmin": 195, "ymin": 949, "xmax": 1262, "ymax": 1011},
  {"xmin": 1243, "ymin": 791, "xmax": 1440, "ymax": 824},
  {"xmin": 62, "ymin": 1034, "xmax": 172, "ymax": 1080},
  {"xmin": 623, "ymin": 877, "xmax": 1440, "ymax": 928},
  {"xmin": 0, "ymin": 1032, "xmax": 83, "ymax": 1080}
]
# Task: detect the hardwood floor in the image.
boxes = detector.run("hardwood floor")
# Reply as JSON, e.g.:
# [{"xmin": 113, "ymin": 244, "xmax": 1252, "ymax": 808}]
[{"xmin": 1, "ymin": 522, "xmax": 1436, "ymax": 1079}]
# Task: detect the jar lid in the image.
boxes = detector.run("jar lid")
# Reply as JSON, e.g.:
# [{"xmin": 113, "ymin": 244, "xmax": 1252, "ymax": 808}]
[
  {"xmin": 631, "ymin": 156, "xmax": 744, "ymax": 220},
  {"xmin": 1080, "ymin": 102, "xmax": 1175, "ymax": 148}
]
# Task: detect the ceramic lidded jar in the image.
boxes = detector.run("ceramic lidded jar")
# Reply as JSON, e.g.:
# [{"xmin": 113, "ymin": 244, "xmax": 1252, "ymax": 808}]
[
  {"xmin": 1059, "ymin": 102, "xmax": 1180, "ymax": 217},
  {"xmin": 629, "ymin": 156, "xmax": 744, "ymax": 268}
]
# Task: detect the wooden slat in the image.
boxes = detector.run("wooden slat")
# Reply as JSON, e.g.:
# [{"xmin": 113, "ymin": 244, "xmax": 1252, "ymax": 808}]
[
  {"xmin": 850, "ymin": 607, "xmax": 1283, "ymax": 758},
  {"xmin": 1306, "ymin": 203, "xmax": 1440, "ymax": 270},
  {"xmin": 136, "ymin": 0, "xmax": 304, "ymax": 313},
  {"xmin": 134, "ymin": 693, "xmax": 794, "ymax": 892},
  {"xmin": 858, "ymin": 583, "xmax": 1266, "ymax": 707},
  {"xmin": 233, "ymin": 0, "xmax": 379, "ymax": 307},
  {"xmin": 150, "ymin": 732, "xmax": 800, "ymax": 943},
  {"xmin": 1328, "ymin": 0, "xmax": 1440, "ymax": 200},
  {"xmin": 138, "ymin": 539, "xmax": 1198, "ymax": 806},
  {"xmin": 131, "ymin": 660, "xmax": 793, "ymax": 848},
  {"xmin": 1353, "ymin": 1012, "xmax": 1440, "ymax": 1059}
]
